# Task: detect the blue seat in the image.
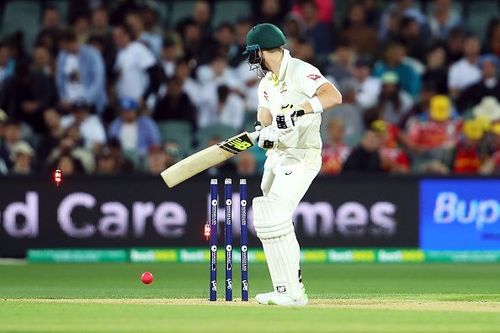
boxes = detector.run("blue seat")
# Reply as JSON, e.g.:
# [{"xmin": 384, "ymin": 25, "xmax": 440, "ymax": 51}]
[
  {"xmin": 157, "ymin": 120, "xmax": 193, "ymax": 156},
  {"xmin": 1, "ymin": 0, "xmax": 41, "ymax": 50},
  {"xmin": 213, "ymin": 1, "xmax": 251, "ymax": 26}
]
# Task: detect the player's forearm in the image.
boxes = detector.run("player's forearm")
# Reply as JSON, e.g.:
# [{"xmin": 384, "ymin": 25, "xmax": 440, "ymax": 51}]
[
  {"xmin": 300, "ymin": 83, "xmax": 342, "ymax": 114},
  {"xmin": 257, "ymin": 107, "xmax": 273, "ymax": 127}
]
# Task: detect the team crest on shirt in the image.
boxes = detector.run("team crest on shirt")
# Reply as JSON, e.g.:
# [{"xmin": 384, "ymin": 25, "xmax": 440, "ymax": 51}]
[
  {"xmin": 263, "ymin": 91, "xmax": 269, "ymax": 101},
  {"xmin": 307, "ymin": 74, "xmax": 321, "ymax": 81},
  {"xmin": 279, "ymin": 82, "xmax": 288, "ymax": 95}
]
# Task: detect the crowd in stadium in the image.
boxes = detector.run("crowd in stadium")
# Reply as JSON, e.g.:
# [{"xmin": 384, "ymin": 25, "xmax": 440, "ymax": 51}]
[{"xmin": 0, "ymin": 0, "xmax": 499, "ymax": 176}]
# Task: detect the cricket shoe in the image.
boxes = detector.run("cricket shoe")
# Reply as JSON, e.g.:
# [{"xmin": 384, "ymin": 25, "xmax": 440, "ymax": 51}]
[{"xmin": 255, "ymin": 291, "xmax": 309, "ymax": 307}]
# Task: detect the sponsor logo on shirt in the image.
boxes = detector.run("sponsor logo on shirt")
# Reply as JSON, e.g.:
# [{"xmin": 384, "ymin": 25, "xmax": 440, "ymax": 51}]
[
  {"xmin": 280, "ymin": 82, "xmax": 288, "ymax": 94},
  {"xmin": 263, "ymin": 91, "xmax": 269, "ymax": 101},
  {"xmin": 306, "ymin": 74, "xmax": 321, "ymax": 81}
]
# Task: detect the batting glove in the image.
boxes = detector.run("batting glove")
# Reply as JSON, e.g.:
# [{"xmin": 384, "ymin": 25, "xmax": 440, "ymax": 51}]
[
  {"xmin": 274, "ymin": 104, "xmax": 305, "ymax": 129},
  {"xmin": 257, "ymin": 126, "xmax": 279, "ymax": 149}
]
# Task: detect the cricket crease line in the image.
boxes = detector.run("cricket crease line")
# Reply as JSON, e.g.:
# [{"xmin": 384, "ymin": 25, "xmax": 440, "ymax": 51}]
[{"xmin": 2, "ymin": 298, "xmax": 500, "ymax": 312}]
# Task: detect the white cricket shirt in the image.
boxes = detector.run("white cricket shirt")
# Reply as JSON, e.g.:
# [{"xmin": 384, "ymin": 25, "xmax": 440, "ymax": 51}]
[
  {"xmin": 115, "ymin": 41, "xmax": 156, "ymax": 100},
  {"xmin": 257, "ymin": 49, "xmax": 330, "ymax": 150}
]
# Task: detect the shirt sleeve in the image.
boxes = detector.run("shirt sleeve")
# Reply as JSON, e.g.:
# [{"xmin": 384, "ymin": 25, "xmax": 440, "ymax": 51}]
[
  {"xmin": 137, "ymin": 43, "xmax": 156, "ymax": 70},
  {"xmin": 296, "ymin": 61, "xmax": 330, "ymax": 98},
  {"xmin": 257, "ymin": 80, "xmax": 270, "ymax": 110}
]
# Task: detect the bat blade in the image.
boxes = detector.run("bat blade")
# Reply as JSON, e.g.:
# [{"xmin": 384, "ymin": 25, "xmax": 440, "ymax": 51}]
[{"xmin": 160, "ymin": 131, "xmax": 258, "ymax": 188}]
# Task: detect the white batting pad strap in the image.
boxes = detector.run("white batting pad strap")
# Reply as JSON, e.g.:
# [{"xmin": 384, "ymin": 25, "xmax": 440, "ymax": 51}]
[
  {"xmin": 261, "ymin": 231, "xmax": 304, "ymax": 299},
  {"xmin": 252, "ymin": 197, "xmax": 294, "ymax": 239}
]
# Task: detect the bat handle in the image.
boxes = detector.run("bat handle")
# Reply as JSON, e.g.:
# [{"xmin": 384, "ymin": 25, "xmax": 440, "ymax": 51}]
[{"xmin": 248, "ymin": 130, "xmax": 260, "ymax": 143}]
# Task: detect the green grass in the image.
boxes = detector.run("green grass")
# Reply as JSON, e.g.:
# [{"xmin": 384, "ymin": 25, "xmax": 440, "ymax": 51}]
[{"xmin": 1, "ymin": 263, "xmax": 500, "ymax": 332}]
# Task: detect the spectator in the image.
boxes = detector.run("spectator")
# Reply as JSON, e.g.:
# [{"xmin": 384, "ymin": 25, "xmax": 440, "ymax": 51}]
[
  {"xmin": 422, "ymin": 45, "xmax": 448, "ymax": 94},
  {"xmin": 373, "ymin": 43, "xmax": 421, "ymax": 99},
  {"xmin": 0, "ymin": 43, "xmax": 15, "ymax": 88},
  {"xmin": 282, "ymin": 13, "xmax": 306, "ymax": 41},
  {"xmin": 46, "ymin": 124, "xmax": 95, "ymax": 173},
  {"xmin": 35, "ymin": 6, "xmax": 62, "ymax": 56},
  {"xmin": 32, "ymin": 44, "xmax": 55, "ymax": 77},
  {"xmin": 153, "ymin": 76, "xmax": 197, "ymax": 130},
  {"xmin": 376, "ymin": 72, "xmax": 414, "ymax": 124},
  {"xmin": 236, "ymin": 151, "xmax": 257, "ymax": 176},
  {"xmin": 444, "ymin": 27, "xmax": 465, "ymax": 65},
  {"xmin": 320, "ymin": 118, "xmax": 351, "ymax": 175},
  {"xmin": 141, "ymin": 4, "xmax": 163, "ymax": 38},
  {"xmin": 456, "ymin": 56, "xmax": 500, "ymax": 112},
  {"xmin": 322, "ymin": 79, "xmax": 364, "ymax": 146},
  {"xmin": 214, "ymin": 23, "xmax": 239, "ymax": 62},
  {"xmin": 253, "ymin": 0, "xmax": 290, "ymax": 26},
  {"xmin": 108, "ymin": 97, "xmax": 160, "ymax": 157},
  {"xmin": 163, "ymin": 141, "xmax": 181, "ymax": 167},
  {"xmin": 56, "ymin": 29, "xmax": 107, "ymax": 114},
  {"xmin": 292, "ymin": 0, "xmax": 334, "ymax": 24},
  {"xmin": 290, "ymin": 38, "xmax": 317, "ymax": 65},
  {"xmin": 71, "ymin": 14, "xmax": 91, "ymax": 44},
  {"xmin": 0, "ymin": 60, "xmax": 57, "ymax": 133},
  {"xmin": 38, "ymin": 108, "xmax": 64, "ymax": 159},
  {"xmin": 451, "ymin": 119, "xmax": 488, "ymax": 174},
  {"xmin": 484, "ymin": 18, "xmax": 500, "ymax": 56},
  {"xmin": 112, "ymin": 23, "xmax": 163, "ymax": 103},
  {"xmin": 324, "ymin": 40, "xmax": 355, "ymax": 85},
  {"xmin": 0, "ymin": 110, "xmax": 8, "ymax": 173},
  {"xmin": 342, "ymin": 122, "xmax": 386, "ymax": 173},
  {"xmin": 0, "ymin": 120, "xmax": 23, "ymax": 169},
  {"xmin": 0, "ymin": 109, "xmax": 7, "ymax": 141},
  {"xmin": 177, "ymin": 18, "xmax": 213, "ymax": 66},
  {"xmin": 480, "ymin": 122, "xmax": 500, "ymax": 174},
  {"xmin": 352, "ymin": 58, "xmax": 381, "ymax": 110},
  {"xmin": 146, "ymin": 145, "xmax": 169, "ymax": 174},
  {"xmin": 473, "ymin": 97, "xmax": 500, "ymax": 125},
  {"xmin": 298, "ymin": 0, "xmax": 333, "ymax": 57},
  {"xmin": 405, "ymin": 95, "xmax": 461, "ymax": 173},
  {"xmin": 379, "ymin": 0, "xmax": 427, "ymax": 42},
  {"xmin": 448, "ymin": 35, "xmax": 482, "ymax": 98},
  {"xmin": 126, "ymin": 12, "xmax": 162, "ymax": 58},
  {"xmin": 197, "ymin": 56, "xmax": 242, "ymax": 127},
  {"xmin": 95, "ymin": 146, "xmax": 118, "ymax": 175},
  {"xmin": 231, "ymin": 18, "xmax": 254, "ymax": 67},
  {"xmin": 339, "ymin": 2, "xmax": 378, "ymax": 57},
  {"xmin": 428, "ymin": 0, "xmax": 462, "ymax": 41},
  {"xmin": 399, "ymin": 81, "xmax": 439, "ymax": 130},
  {"xmin": 61, "ymin": 102, "xmax": 106, "ymax": 151},
  {"xmin": 9, "ymin": 141, "xmax": 35, "ymax": 175},
  {"xmin": 161, "ymin": 38, "xmax": 180, "ymax": 79},
  {"xmin": 91, "ymin": 6, "xmax": 111, "ymax": 37},
  {"xmin": 107, "ymin": 138, "xmax": 135, "ymax": 172},
  {"xmin": 376, "ymin": 120, "xmax": 411, "ymax": 173},
  {"xmin": 175, "ymin": 58, "xmax": 201, "ymax": 109},
  {"xmin": 51, "ymin": 153, "xmax": 86, "ymax": 175},
  {"xmin": 193, "ymin": 0, "xmax": 213, "ymax": 39},
  {"xmin": 214, "ymin": 85, "xmax": 245, "ymax": 130},
  {"xmin": 397, "ymin": 15, "xmax": 427, "ymax": 62}
]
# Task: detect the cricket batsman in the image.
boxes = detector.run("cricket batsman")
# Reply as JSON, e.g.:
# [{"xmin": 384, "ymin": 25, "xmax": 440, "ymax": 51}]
[{"xmin": 244, "ymin": 23, "xmax": 342, "ymax": 306}]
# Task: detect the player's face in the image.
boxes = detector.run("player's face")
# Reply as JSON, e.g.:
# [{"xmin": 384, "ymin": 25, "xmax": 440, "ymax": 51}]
[{"xmin": 246, "ymin": 47, "xmax": 266, "ymax": 78}]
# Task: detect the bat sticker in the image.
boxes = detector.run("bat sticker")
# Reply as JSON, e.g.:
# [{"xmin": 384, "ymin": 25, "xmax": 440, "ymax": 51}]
[{"xmin": 218, "ymin": 133, "xmax": 254, "ymax": 154}]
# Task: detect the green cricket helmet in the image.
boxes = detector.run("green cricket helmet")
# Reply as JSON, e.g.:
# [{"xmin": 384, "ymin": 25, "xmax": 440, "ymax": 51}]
[{"xmin": 244, "ymin": 23, "xmax": 286, "ymax": 77}]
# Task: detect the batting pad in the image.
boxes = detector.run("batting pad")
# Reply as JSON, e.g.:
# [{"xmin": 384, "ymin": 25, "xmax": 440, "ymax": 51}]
[
  {"xmin": 261, "ymin": 231, "xmax": 304, "ymax": 299},
  {"xmin": 252, "ymin": 196, "xmax": 294, "ymax": 239}
]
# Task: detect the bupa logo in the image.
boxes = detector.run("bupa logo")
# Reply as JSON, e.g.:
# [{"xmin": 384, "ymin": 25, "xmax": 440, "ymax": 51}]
[{"xmin": 434, "ymin": 192, "xmax": 500, "ymax": 230}]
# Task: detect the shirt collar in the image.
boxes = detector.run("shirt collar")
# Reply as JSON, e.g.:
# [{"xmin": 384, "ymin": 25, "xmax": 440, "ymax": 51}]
[{"xmin": 269, "ymin": 49, "xmax": 291, "ymax": 83}]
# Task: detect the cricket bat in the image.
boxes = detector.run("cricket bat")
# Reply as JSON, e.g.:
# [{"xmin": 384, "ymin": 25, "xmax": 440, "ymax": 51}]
[{"xmin": 160, "ymin": 131, "xmax": 259, "ymax": 188}]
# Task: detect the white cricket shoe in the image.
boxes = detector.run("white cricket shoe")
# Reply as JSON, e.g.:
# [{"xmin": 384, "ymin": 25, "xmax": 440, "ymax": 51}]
[{"xmin": 255, "ymin": 291, "xmax": 309, "ymax": 307}]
